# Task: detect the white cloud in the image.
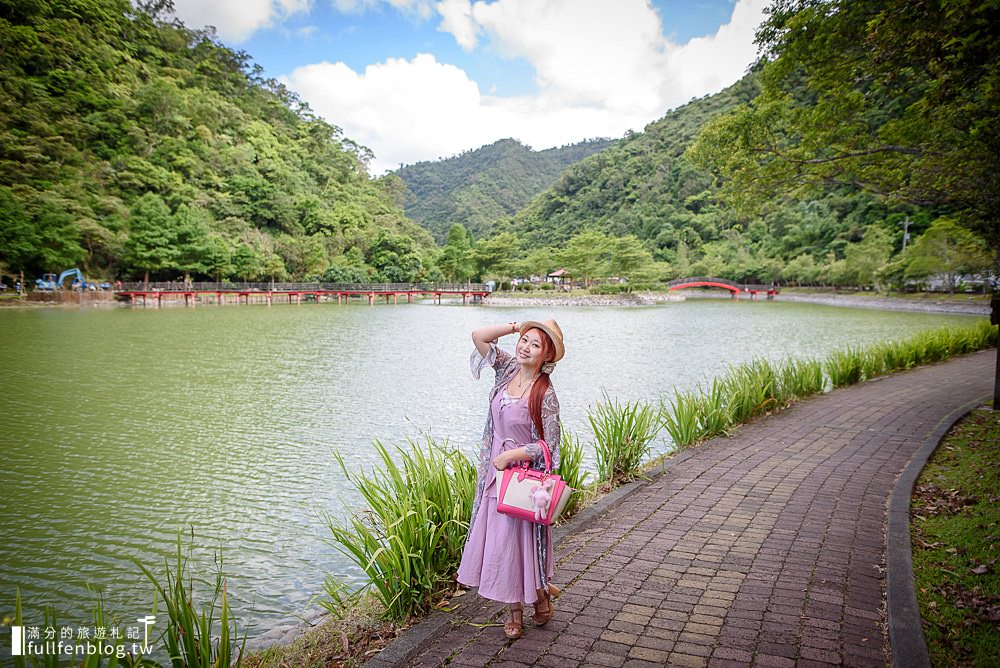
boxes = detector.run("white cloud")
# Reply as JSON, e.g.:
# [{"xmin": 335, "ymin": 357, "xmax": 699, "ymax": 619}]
[
  {"xmin": 284, "ymin": 54, "xmax": 487, "ymax": 171},
  {"xmin": 435, "ymin": 0, "xmax": 479, "ymax": 50},
  {"xmin": 170, "ymin": 0, "xmax": 312, "ymax": 42},
  {"xmin": 284, "ymin": 0, "xmax": 768, "ymax": 173}
]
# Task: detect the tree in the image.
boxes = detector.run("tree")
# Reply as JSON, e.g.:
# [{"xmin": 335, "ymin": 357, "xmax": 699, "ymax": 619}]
[
  {"xmin": 173, "ymin": 204, "xmax": 213, "ymax": 283},
  {"xmin": 438, "ymin": 223, "xmax": 474, "ymax": 282},
  {"xmin": 903, "ymin": 218, "xmax": 994, "ymax": 293},
  {"xmin": 473, "ymin": 232, "xmax": 521, "ymax": 283},
  {"xmin": 832, "ymin": 227, "xmax": 893, "ymax": 290},
  {"xmin": 608, "ymin": 235, "xmax": 654, "ymax": 281},
  {"xmin": 124, "ymin": 193, "xmax": 178, "ymax": 283},
  {"xmin": 0, "ymin": 187, "xmax": 40, "ymax": 273},
  {"xmin": 687, "ymin": 0, "xmax": 999, "ymax": 264},
  {"xmin": 557, "ymin": 230, "xmax": 612, "ymax": 287},
  {"xmin": 366, "ymin": 230, "xmax": 422, "ymax": 283},
  {"xmin": 687, "ymin": 0, "xmax": 1000, "ymax": 399}
]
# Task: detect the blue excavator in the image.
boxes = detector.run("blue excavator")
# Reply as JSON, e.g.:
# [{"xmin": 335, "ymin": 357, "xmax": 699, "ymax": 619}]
[{"xmin": 35, "ymin": 268, "xmax": 102, "ymax": 291}]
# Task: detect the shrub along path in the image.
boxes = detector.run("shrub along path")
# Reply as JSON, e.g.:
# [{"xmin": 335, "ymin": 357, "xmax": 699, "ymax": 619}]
[{"xmin": 369, "ymin": 349, "xmax": 996, "ymax": 668}]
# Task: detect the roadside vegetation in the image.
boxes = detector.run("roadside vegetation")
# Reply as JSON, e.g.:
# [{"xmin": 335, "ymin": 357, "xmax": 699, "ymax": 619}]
[{"xmin": 912, "ymin": 406, "xmax": 1000, "ymax": 667}]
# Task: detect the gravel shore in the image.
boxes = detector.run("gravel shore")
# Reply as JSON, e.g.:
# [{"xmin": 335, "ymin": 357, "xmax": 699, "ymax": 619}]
[{"xmin": 484, "ymin": 291, "xmax": 991, "ymax": 315}]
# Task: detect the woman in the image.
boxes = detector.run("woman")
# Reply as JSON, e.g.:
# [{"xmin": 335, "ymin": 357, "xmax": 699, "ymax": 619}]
[{"xmin": 456, "ymin": 318, "xmax": 565, "ymax": 640}]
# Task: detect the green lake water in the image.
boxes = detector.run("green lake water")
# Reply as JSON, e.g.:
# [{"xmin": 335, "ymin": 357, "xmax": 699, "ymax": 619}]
[{"xmin": 0, "ymin": 299, "xmax": 981, "ymax": 641}]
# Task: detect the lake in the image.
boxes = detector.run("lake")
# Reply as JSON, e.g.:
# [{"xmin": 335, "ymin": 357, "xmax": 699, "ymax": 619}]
[{"xmin": 0, "ymin": 299, "xmax": 980, "ymax": 640}]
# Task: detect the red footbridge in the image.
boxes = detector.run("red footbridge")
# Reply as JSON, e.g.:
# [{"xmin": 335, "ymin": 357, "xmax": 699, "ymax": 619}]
[
  {"xmin": 115, "ymin": 282, "xmax": 490, "ymax": 306},
  {"xmin": 667, "ymin": 277, "xmax": 780, "ymax": 299}
]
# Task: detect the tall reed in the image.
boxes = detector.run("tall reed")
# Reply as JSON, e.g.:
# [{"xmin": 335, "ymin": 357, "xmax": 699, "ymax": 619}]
[
  {"xmin": 724, "ymin": 358, "xmax": 781, "ymax": 423},
  {"xmin": 324, "ymin": 437, "xmax": 475, "ymax": 619},
  {"xmin": 660, "ymin": 389, "xmax": 704, "ymax": 449},
  {"xmin": 589, "ymin": 393, "xmax": 661, "ymax": 484},
  {"xmin": 11, "ymin": 537, "xmax": 246, "ymax": 668},
  {"xmin": 132, "ymin": 535, "xmax": 246, "ymax": 668},
  {"xmin": 780, "ymin": 357, "xmax": 825, "ymax": 398},
  {"xmin": 556, "ymin": 428, "xmax": 591, "ymax": 519}
]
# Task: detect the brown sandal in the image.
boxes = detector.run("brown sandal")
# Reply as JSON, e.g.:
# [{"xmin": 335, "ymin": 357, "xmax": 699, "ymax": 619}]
[
  {"xmin": 533, "ymin": 585, "xmax": 559, "ymax": 626},
  {"xmin": 504, "ymin": 606, "xmax": 523, "ymax": 640}
]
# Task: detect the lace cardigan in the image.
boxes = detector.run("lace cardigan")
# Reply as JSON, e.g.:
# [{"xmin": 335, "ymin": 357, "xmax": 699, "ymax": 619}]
[{"xmin": 466, "ymin": 341, "xmax": 561, "ymax": 537}]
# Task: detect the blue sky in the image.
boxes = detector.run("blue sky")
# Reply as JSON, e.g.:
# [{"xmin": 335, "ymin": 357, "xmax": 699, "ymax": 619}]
[{"xmin": 170, "ymin": 0, "xmax": 765, "ymax": 173}]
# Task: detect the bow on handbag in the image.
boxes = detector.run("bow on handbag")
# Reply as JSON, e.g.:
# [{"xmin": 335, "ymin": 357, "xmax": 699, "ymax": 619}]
[{"xmin": 495, "ymin": 439, "xmax": 573, "ymax": 525}]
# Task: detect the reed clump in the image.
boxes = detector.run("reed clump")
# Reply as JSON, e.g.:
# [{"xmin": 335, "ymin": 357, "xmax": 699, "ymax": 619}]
[
  {"xmin": 660, "ymin": 320, "xmax": 996, "ymax": 450},
  {"xmin": 10, "ymin": 536, "xmax": 247, "ymax": 668},
  {"xmin": 556, "ymin": 428, "xmax": 592, "ymax": 516},
  {"xmin": 323, "ymin": 437, "xmax": 475, "ymax": 620},
  {"xmin": 133, "ymin": 537, "xmax": 246, "ymax": 668},
  {"xmin": 588, "ymin": 392, "xmax": 662, "ymax": 485}
]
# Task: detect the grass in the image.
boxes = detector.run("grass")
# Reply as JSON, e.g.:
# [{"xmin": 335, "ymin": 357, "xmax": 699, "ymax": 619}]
[
  {"xmin": 556, "ymin": 427, "xmax": 592, "ymax": 517},
  {"xmin": 6, "ymin": 534, "xmax": 246, "ymax": 668},
  {"xmin": 588, "ymin": 392, "xmax": 661, "ymax": 485},
  {"xmin": 323, "ymin": 437, "xmax": 475, "ymax": 620},
  {"xmin": 911, "ymin": 406, "xmax": 1000, "ymax": 667}
]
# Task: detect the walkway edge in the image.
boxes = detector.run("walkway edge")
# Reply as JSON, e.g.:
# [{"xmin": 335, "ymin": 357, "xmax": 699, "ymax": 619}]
[{"xmin": 885, "ymin": 393, "xmax": 990, "ymax": 668}]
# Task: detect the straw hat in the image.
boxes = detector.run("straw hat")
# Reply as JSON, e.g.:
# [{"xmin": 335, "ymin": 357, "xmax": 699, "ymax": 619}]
[{"xmin": 519, "ymin": 319, "xmax": 565, "ymax": 362}]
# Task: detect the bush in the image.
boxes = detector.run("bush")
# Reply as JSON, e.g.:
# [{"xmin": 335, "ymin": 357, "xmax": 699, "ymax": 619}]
[{"xmin": 588, "ymin": 284, "xmax": 633, "ymax": 295}]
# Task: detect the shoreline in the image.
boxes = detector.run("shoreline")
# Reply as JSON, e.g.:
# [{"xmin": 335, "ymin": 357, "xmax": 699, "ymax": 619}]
[
  {"xmin": 483, "ymin": 290, "xmax": 991, "ymax": 315},
  {"xmin": 1, "ymin": 291, "xmax": 989, "ymax": 316}
]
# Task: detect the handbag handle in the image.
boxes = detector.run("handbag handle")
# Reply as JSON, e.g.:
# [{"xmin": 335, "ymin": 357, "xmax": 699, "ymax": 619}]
[
  {"xmin": 501, "ymin": 438, "xmax": 552, "ymax": 472},
  {"xmin": 536, "ymin": 439, "xmax": 552, "ymax": 473},
  {"xmin": 503, "ymin": 438, "xmax": 552, "ymax": 474}
]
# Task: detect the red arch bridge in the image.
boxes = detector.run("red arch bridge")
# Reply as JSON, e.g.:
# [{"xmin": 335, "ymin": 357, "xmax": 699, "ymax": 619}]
[
  {"xmin": 666, "ymin": 277, "xmax": 780, "ymax": 300},
  {"xmin": 115, "ymin": 282, "xmax": 490, "ymax": 307}
]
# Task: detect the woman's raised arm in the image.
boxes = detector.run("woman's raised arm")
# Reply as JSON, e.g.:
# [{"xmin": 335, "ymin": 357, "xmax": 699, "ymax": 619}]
[{"xmin": 472, "ymin": 322, "xmax": 520, "ymax": 357}]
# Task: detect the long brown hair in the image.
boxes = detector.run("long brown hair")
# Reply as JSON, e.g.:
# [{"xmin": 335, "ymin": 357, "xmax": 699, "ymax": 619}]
[{"xmin": 525, "ymin": 327, "xmax": 555, "ymax": 440}]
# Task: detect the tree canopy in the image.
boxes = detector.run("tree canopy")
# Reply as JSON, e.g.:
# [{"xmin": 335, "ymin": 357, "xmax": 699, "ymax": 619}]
[
  {"xmin": 0, "ymin": 0, "xmax": 434, "ymax": 282},
  {"xmin": 688, "ymin": 0, "xmax": 999, "ymax": 264}
]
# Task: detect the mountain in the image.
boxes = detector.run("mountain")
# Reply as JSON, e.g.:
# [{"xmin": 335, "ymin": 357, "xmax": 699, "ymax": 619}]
[
  {"xmin": 512, "ymin": 75, "xmax": 762, "ymax": 247},
  {"xmin": 0, "ymin": 0, "xmax": 433, "ymax": 283},
  {"xmin": 496, "ymin": 71, "xmax": 945, "ymax": 287},
  {"xmin": 395, "ymin": 137, "xmax": 614, "ymax": 242}
]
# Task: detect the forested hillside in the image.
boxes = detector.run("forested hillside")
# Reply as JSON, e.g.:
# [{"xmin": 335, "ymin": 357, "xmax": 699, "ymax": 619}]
[
  {"xmin": 489, "ymin": 70, "xmax": 993, "ymax": 289},
  {"xmin": 0, "ymin": 0, "xmax": 434, "ymax": 283},
  {"xmin": 396, "ymin": 137, "xmax": 613, "ymax": 243}
]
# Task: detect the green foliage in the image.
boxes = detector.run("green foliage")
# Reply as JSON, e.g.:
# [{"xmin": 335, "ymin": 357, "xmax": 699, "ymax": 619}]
[
  {"xmin": 323, "ymin": 437, "xmax": 475, "ymax": 620},
  {"xmin": 0, "ymin": 3, "xmax": 433, "ymax": 281},
  {"xmin": 688, "ymin": 0, "xmax": 1000, "ymax": 268},
  {"xmin": 555, "ymin": 428, "xmax": 591, "ymax": 519},
  {"xmin": 131, "ymin": 536, "xmax": 246, "ymax": 668},
  {"xmin": 396, "ymin": 138, "xmax": 614, "ymax": 242},
  {"xmin": 588, "ymin": 393, "xmax": 661, "ymax": 485}
]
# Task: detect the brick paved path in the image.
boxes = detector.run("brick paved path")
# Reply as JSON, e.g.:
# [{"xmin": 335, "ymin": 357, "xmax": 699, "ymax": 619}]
[{"xmin": 385, "ymin": 350, "xmax": 995, "ymax": 668}]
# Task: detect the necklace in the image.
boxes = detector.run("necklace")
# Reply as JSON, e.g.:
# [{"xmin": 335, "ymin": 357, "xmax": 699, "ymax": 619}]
[{"xmin": 509, "ymin": 372, "xmax": 538, "ymax": 398}]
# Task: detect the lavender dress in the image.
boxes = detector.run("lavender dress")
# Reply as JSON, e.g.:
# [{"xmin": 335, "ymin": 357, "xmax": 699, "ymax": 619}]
[{"xmin": 456, "ymin": 342, "xmax": 560, "ymax": 605}]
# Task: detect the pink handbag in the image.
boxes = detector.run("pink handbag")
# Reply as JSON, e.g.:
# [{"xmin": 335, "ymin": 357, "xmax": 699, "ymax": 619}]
[{"xmin": 495, "ymin": 439, "xmax": 573, "ymax": 525}]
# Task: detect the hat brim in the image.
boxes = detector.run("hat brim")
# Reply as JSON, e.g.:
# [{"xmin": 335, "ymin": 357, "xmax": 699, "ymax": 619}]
[{"xmin": 519, "ymin": 320, "xmax": 565, "ymax": 362}]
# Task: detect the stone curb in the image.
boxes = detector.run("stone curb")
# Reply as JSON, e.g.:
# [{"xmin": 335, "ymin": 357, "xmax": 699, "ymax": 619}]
[
  {"xmin": 885, "ymin": 393, "xmax": 991, "ymax": 668},
  {"xmin": 367, "ymin": 446, "xmax": 702, "ymax": 667}
]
